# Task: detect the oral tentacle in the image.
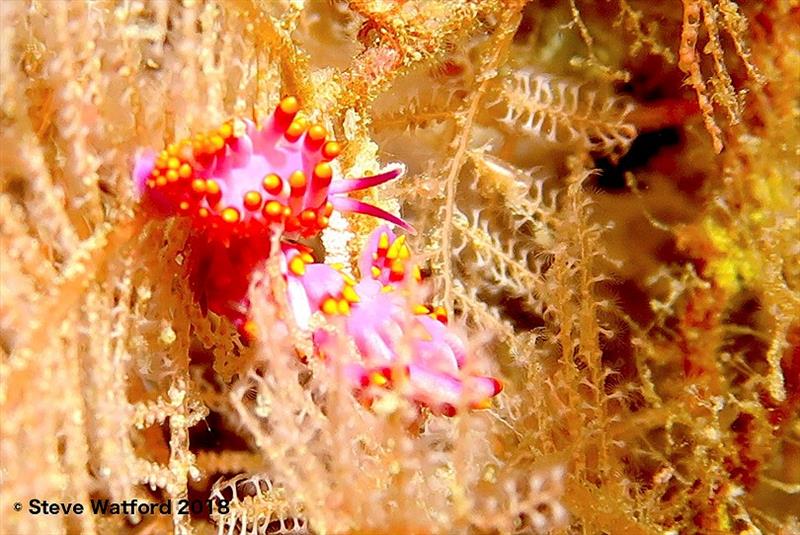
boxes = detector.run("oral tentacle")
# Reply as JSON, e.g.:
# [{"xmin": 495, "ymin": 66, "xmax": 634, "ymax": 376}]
[
  {"xmin": 330, "ymin": 196, "xmax": 415, "ymax": 233},
  {"xmin": 328, "ymin": 167, "xmax": 404, "ymax": 195}
]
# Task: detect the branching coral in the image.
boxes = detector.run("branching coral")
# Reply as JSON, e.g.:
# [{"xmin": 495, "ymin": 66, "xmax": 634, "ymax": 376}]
[{"xmin": 1, "ymin": 1, "xmax": 798, "ymax": 534}]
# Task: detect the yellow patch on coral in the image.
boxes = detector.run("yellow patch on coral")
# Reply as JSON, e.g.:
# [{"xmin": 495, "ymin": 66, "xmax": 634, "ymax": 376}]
[{"xmin": 702, "ymin": 218, "xmax": 761, "ymax": 294}]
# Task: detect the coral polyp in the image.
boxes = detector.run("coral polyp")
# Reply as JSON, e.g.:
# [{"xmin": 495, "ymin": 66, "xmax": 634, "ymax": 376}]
[{"xmin": 133, "ymin": 96, "xmax": 412, "ymax": 242}]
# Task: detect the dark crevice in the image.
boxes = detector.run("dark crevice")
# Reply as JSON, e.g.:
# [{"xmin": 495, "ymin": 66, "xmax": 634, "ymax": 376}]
[{"xmin": 593, "ymin": 127, "xmax": 682, "ymax": 191}]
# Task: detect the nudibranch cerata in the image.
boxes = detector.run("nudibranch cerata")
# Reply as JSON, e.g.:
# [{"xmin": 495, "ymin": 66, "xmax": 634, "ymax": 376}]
[
  {"xmin": 133, "ymin": 96, "xmax": 412, "ymax": 243},
  {"xmin": 285, "ymin": 225, "xmax": 503, "ymax": 414}
]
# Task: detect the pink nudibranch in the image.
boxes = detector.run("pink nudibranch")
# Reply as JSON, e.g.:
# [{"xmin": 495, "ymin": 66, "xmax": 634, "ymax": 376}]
[
  {"xmin": 131, "ymin": 97, "xmax": 499, "ymax": 414},
  {"xmin": 133, "ymin": 96, "xmax": 413, "ymax": 241}
]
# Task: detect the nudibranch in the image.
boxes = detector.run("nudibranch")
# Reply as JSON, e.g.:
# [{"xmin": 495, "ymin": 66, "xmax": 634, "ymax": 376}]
[
  {"xmin": 131, "ymin": 98, "xmax": 502, "ymax": 413},
  {"xmin": 282, "ymin": 226, "xmax": 503, "ymax": 415},
  {"xmin": 133, "ymin": 96, "xmax": 412, "ymax": 243},
  {"xmin": 132, "ymin": 96, "xmax": 412, "ymax": 330}
]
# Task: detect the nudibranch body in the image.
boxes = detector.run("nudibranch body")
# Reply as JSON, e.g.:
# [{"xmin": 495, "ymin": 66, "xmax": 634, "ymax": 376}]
[
  {"xmin": 133, "ymin": 96, "xmax": 412, "ymax": 244},
  {"xmin": 284, "ymin": 226, "xmax": 503, "ymax": 414}
]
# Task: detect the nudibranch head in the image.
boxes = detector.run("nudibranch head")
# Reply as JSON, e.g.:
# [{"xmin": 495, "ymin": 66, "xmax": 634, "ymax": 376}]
[{"xmin": 133, "ymin": 96, "xmax": 412, "ymax": 242}]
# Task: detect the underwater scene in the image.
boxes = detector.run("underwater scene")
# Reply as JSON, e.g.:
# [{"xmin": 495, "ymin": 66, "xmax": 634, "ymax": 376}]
[{"xmin": 0, "ymin": 1, "xmax": 798, "ymax": 533}]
